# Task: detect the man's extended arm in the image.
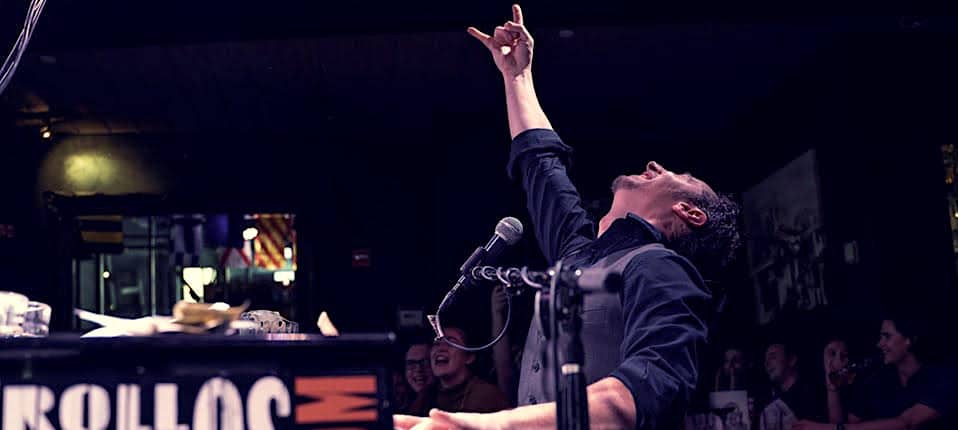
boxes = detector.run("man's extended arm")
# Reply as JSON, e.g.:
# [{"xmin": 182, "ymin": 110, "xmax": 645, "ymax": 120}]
[
  {"xmin": 470, "ymin": 5, "xmax": 593, "ymax": 263},
  {"xmin": 467, "ymin": 4, "xmax": 551, "ymax": 139},
  {"xmin": 394, "ymin": 377, "xmax": 635, "ymax": 430}
]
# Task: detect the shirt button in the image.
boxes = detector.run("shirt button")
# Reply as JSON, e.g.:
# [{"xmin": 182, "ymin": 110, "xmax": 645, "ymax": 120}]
[
  {"xmin": 528, "ymin": 395, "xmax": 537, "ymax": 404},
  {"xmin": 532, "ymin": 361, "xmax": 540, "ymax": 372}
]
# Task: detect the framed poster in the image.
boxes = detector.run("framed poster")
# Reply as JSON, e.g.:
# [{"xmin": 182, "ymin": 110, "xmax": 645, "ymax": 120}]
[{"xmin": 743, "ymin": 150, "xmax": 827, "ymax": 325}]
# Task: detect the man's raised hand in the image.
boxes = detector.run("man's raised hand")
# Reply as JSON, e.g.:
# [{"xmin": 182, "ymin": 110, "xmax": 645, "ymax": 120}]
[{"xmin": 467, "ymin": 4, "xmax": 534, "ymax": 78}]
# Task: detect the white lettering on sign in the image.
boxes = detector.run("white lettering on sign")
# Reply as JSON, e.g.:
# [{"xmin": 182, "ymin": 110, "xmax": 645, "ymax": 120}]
[
  {"xmin": 246, "ymin": 377, "xmax": 291, "ymax": 430},
  {"xmin": 154, "ymin": 384, "xmax": 188, "ymax": 430},
  {"xmin": 0, "ymin": 375, "xmax": 304, "ymax": 429},
  {"xmin": 116, "ymin": 385, "xmax": 151, "ymax": 430},
  {"xmin": 60, "ymin": 384, "xmax": 110, "ymax": 430},
  {"xmin": 3, "ymin": 385, "xmax": 56, "ymax": 430},
  {"xmin": 192, "ymin": 378, "xmax": 243, "ymax": 430}
]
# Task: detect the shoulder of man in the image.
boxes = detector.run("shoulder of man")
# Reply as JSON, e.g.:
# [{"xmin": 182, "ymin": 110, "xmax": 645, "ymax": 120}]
[{"xmin": 621, "ymin": 244, "xmax": 708, "ymax": 292}]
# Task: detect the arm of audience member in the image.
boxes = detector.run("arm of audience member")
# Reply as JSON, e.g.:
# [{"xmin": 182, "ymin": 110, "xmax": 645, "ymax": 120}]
[
  {"xmin": 394, "ymin": 376, "xmax": 636, "ymax": 430},
  {"xmin": 490, "ymin": 285, "xmax": 516, "ymax": 405},
  {"xmin": 794, "ymin": 404, "xmax": 940, "ymax": 430},
  {"xmin": 826, "ymin": 384, "xmax": 845, "ymax": 423}
]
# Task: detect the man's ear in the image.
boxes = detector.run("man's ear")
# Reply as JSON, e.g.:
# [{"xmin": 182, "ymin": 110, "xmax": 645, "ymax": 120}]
[
  {"xmin": 466, "ymin": 354, "xmax": 476, "ymax": 366},
  {"xmin": 672, "ymin": 201, "xmax": 708, "ymax": 228}
]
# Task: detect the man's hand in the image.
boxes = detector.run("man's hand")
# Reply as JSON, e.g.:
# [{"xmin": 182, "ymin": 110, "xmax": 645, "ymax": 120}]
[
  {"xmin": 394, "ymin": 409, "xmax": 506, "ymax": 430},
  {"xmin": 791, "ymin": 420, "xmax": 832, "ymax": 430},
  {"xmin": 467, "ymin": 4, "xmax": 533, "ymax": 78}
]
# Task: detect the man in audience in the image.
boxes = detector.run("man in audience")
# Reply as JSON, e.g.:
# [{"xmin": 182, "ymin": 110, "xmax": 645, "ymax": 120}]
[
  {"xmin": 716, "ymin": 346, "xmax": 751, "ymax": 391},
  {"xmin": 759, "ymin": 341, "xmax": 821, "ymax": 430},
  {"xmin": 714, "ymin": 345, "xmax": 760, "ymax": 426},
  {"xmin": 408, "ymin": 326, "xmax": 511, "ymax": 415},
  {"xmin": 794, "ymin": 316, "xmax": 957, "ymax": 430}
]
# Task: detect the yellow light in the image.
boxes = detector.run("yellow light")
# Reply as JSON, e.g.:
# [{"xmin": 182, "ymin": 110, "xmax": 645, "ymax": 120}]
[
  {"xmin": 242, "ymin": 227, "xmax": 258, "ymax": 241},
  {"xmin": 41, "ymin": 130, "xmax": 52, "ymax": 140},
  {"xmin": 64, "ymin": 153, "xmax": 117, "ymax": 189}
]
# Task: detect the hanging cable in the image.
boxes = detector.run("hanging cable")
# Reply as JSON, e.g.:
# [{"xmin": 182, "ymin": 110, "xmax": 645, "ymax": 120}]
[{"xmin": 0, "ymin": 0, "xmax": 49, "ymax": 96}]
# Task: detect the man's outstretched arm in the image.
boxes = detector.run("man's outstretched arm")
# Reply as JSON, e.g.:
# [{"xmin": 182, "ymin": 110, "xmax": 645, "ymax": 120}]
[
  {"xmin": 467, "ymin": 4, "xmax": 551, "ymax": 139},
  {"xmin": 470, "ymin": 5, "xmax": 594, "ymax": 263},
  {"xmin": 394, "ymin": 377, "xmax": 635, "ymax": 430}
]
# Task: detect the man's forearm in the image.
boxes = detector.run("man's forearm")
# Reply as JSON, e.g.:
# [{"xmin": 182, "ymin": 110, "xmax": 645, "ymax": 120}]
[
  {"xmin": 496, "ymin": 377, "xmax": 635, "ymax": 429},
  {"xmin": 827, "ymin": 389, "xmax": 845, "ymax": 423},
  {"xmin": 847, "ymin": 418, "xmax": 910, "ymax": 430},
  {"xmin": 504, "ymin": 71, "xmax": 553, "ymax": 139}
]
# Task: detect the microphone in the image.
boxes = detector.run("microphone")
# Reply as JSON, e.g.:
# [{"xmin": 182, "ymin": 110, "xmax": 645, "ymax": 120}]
[
  {"xmin": 440, "ymin": 217, "xmax": 524, "ymax": 303},
  {"xmin": 459, "ymin": 217, "xmax": 524, "ymax": 275},
  {"xmin": 431, "ymin": 217, "xmax": 523, "ymax": 342}
]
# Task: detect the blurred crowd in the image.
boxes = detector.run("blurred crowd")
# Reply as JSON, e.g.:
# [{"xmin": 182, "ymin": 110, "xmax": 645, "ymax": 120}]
[{"xmin": 389, "ymin": 284, "xmax": 957, "ymax": 430}]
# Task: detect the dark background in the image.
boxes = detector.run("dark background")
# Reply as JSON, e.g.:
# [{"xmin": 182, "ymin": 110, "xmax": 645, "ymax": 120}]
[{"xmin": 0, "ymin": 2, "xmax": 956, "ymax": 362}]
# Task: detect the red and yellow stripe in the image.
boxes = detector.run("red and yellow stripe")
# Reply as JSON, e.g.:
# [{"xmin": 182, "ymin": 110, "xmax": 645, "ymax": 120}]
[{"xmin": 253, "ymin": 214, "xmax": 296, "ymax": 270}]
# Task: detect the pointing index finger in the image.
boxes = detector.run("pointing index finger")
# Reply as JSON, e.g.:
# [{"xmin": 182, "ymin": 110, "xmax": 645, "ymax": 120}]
[{"xmin": 513, "ymin": 4, "xmax": 524, "ymax": 25}]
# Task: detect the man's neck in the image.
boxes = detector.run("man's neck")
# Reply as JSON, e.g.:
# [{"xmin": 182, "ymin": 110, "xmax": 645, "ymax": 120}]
[
  {"xmin": 438, "ymin": 371, "xmax": 470, "ymax": 390},
  {"xmin": 599, "ymin": 209, "xmax": 666, "ymax": 239},
  {"xmin": 778, "ymin": 371, "xmax": 798, "ymax": 393},
  {"xmin": 896, "ymin": 355, "xmax": 922, "ymax": 386}
]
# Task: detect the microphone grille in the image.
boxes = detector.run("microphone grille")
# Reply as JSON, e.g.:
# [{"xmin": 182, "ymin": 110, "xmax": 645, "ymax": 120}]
[{"xmin": 495, "ymin": 217, "xmax": 524, "ymax": 245}]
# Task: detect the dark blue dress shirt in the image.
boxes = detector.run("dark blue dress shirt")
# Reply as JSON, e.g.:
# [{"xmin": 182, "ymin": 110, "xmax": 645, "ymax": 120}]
[{"xmin": 509, "ymin": 128, "xmax": 712, "ymax": 429}]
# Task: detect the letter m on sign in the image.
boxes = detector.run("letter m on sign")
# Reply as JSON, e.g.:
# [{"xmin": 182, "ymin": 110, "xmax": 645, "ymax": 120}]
[{"xmin": 294, "ymin": 375, "xmax": 378, "ymax": 424}]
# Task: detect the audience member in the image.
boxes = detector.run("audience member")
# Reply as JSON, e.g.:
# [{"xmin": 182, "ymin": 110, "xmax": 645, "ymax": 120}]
[
  {"xmin": 759, "ymin": 341, "xmax": 821, "ymax": 430},
  {"xmin": 408, "ymin": 326, "xmax": 511, "ymax": 415},
  {"xmin": 794, "ymin": 315, "xmax": 957, "ymax": 430},
  {"xmin": 404, "ymin": 341, "xmax": 436, "ymax": 394}
]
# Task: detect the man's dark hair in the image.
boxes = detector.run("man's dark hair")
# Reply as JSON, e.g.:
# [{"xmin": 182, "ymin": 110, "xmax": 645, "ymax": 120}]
[
  {"xmin": 670, "ymin": 190, "xmax": 742, "ymax": 275},
  {"xmin": 766, "ymin": 341, "xmax": 797, "ymax": 360},
  {"xmin": 884, "ymin": 313, "xmax": 929, "ymax": 359}
]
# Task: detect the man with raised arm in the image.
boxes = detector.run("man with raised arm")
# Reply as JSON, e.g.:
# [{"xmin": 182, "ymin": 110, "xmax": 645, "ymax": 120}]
[{"xmin": 396, "ymin": 5, "xmax": 741, "ymax": 429}]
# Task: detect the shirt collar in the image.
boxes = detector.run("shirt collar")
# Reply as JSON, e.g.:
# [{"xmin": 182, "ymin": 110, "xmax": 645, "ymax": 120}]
[{"xmin": 589, "ymin": 213, "xmax": 664, "ymax": 254}]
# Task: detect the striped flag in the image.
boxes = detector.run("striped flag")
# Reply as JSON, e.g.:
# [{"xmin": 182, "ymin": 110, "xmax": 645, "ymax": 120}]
[
  {"xmin": 219, "ymin": 242, "xmax": 252, "ymax": 268},
  {"xmin": 253, "ymin": 214, "xmax": 296, "ymax": 270}
]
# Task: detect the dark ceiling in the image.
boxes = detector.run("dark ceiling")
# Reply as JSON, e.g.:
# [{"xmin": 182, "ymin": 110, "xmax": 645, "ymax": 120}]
[{"xmin": 0, "ymin": 2, "xmax": 954, "ymax": 193}]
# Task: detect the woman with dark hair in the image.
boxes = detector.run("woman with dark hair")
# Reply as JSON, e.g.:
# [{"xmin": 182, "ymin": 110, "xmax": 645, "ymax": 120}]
[
  {"xmin": 794, "ymin": 316, "xmax": 958, "ymax": 430},
  {"xmin": 821, "ymin": 334, "xmax": 856, "ymax": 425}
]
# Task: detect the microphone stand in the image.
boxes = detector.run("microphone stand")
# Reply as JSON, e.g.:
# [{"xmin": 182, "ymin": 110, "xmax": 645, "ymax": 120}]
[
  {"xmin": 451, "ymin": 262, "xmax": 622, "ymax": 430},
  {"xmin": 545, "ymin": 260, "xmax": 589, "ymax": 430}
]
